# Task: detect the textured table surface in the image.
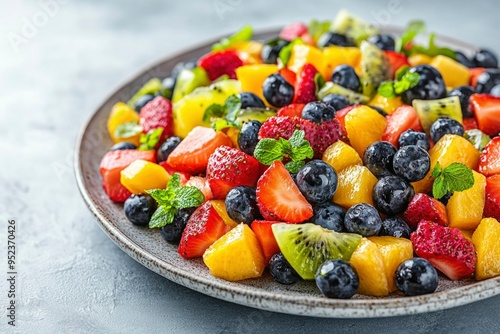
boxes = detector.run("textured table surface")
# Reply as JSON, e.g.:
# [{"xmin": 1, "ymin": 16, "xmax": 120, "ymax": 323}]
[{"xmin": 1, "ymin": 0, "xmax": 500, "ymax": 333}]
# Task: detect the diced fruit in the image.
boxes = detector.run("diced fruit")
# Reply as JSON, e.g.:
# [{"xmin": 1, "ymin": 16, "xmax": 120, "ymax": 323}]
[
  {"xmin": 463, "ymin": 118, "xmax": 479, "ymax": 131},
  {"xmin": 369, "ymin": 94, "xmax": 403, "ymax": 115},
  {"xmin": 251, "ymin": 220, "xmax": 281, "ymax": 263},
  {"xmin": 412, "ymin": 96, "xmax": 463, "ymax": 134},
  {"xmin": 198, "ymin": 50, "xmax": 243, "ymax": 81},
  {"xmin": 178, "ymin": 201, "xmax": 231, "ymax": 258},
  {"xmin": 384, "ymin": 51, "xmax": 410, "ymax": 78},
  {"xmin": 408, "ymin": 54, "xmax": 433, "ymax": 67},
  {"xmin": 234, "ymin": 107, "xmax": 277, "ymax": 127},
  {"xmin": 272, "ymin": 223, "xmax": 362, "ymax": 280},
  {"xmin": 107, "ymin": 102, "xmax": 141, "ymax": 145},
  {"xmin": 293, "ymin": 63, "xmax": 318, "ymax": 103},
  {"xmin": 470, "ymin": 68, "xmax": 487, "ymax": 87},
  {"xmin": 287, "ymin": 44, "xmax": 325, "ymax": 78},
  {"xmin": 171, "ymin": 67, "xmax": 210, "ymax": 103},
  {"xmin": 330, "ymin": 9, "xmax": 380, "ymax": 45},
  {"xmin": 322, "ymin": 46, "xmax": 361, "ymax": 79},
  {"xmin": 236, "ymin": 64, "xmax": 278, "ymax": 103},
  {"xmin": 472, "ymin": 218, "xmax": 500, "ymax": 280},
  {"xmin": 484, "ymin": 174, "xmax": 500, "ymax": 220},
  {"xmin": 185, "ymin": 176, "xmax": 214, "ymax": 201},
  {"xmin": 120, "ymin": 159, "xmax": 170, "ymax": 194},
  {"xmin": 277, "ymin": 103, "xmax": 306, "ymax": 118},
  {"xmin": 127, "ymin": 78, "xmax": 162, "ymax": 108},
  {"xmin": 344, "ymin": 105, "xmax": 387, "ymax": 156},
  {"xmin": 232, "ymin": 40, "xmax": 264, "ymax": 65},
  {"xmin": 359, "ymin": 41, "xmax": 391, "ymax": 98},
  {"xmin": 322, "ymin": 140, "xmax": 362, "ymax": 173},
  {"xmin": 430, "ymin": 55, "xmax": 471, "ymax": 88},
  {"xmin": 382, "ymin": 105, "xmax": 423, "ymax": 147},
  {"xmin": 317, "ymin": 82, "xmax": 369, "ymax": 104},
  {"xmin": 403, "ymin": 193, "xmax": 448, "ymax": 228},
  {"xmin": 411, "ymin": 221, "xmax": 476, "ymax": 280},
  {"xmin": 139, "ymin": 96, "xmax": 174, "ymax": 140},
  {"xmin": 446, "ymin": 171, "xmax": 486, "ymax": 230},
  {"xmin": 279, "ymin": 22, "xmax": 308, "ymax": 41},
  {"xmin": 203, "ymin": 224, "xmax": 265, "ymax": 281},
  {"xmin": 333, "ymin": 165, "xmax": 378, "ymax": 208},
  {"xmin": 470, "ymin": 94, "xmax": 500, "ymax": 136},
  {"xmin": 256, "ymin": 161, "xmax": 313, "ymax": 223},
  {"xmin": 167, "ymin": 126, "xmax": 233, "ymax": 174},
  {"xmin": 279, "ymin": 68, "xmax": 297, "ymax": 86},
  {"xmin": 210, "ymin": 200, "xmax": 238, "ymax": 228}
]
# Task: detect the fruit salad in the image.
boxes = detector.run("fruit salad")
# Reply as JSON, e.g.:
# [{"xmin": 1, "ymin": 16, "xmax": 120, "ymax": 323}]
[{"xmin": 99, "ymin": 10, "xmax": 500, "ymax": 299}]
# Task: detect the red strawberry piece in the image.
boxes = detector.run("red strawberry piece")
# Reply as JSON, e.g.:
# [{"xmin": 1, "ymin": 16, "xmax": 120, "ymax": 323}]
[
  {"xmin": 206, "ymin": 146, "xmax": 260, "ymax": 199},
  {"xmin": 382, "ymin": 105, "xmax": 423, "ymax": 147},
  {"xmin": 258, "ymin": 116, "xmax": 302, "ymax": 141},
  {"xmin": 403, "ymin": 193, "xmax": 448, "ymax": 228},
  {"xmin": 410, "ymin": 221, "xmax": 476, "ymax": 280},
  {"xmin": 462, "ymin": 117, "xmax": 478, "ymax": 131},
  {"xmin": 300, "ymin": 32, "xmax": 315, "ymax": 46},
  {"xmin": 334, "ymin": 105, "xmax": 360, "ymax": 129},
  {"xmin": 470, "ymin": 94, "xmax": 500, "ymax": 136},
  {"xmin": 251, "ymin": 220, "xmax": 282, "ymax": 263},
  {"xmin": 99, "ymin": 150, "xmax": 155, "ymax": 202},
  {"xmin": 383, "ymin": 51, "xmax": 410, "ymax": 78},
  {"xmin": 279, "ymin": 68, "xmax": 297, "ymax": 86},
  {"xmin": 478, "ymin": 137, "xmax": 500, "ymax": 177},
  {"xmin": 293, "ymin": 63, "xmax": 318, "ymax": 104},
  {"xmin": 470, "ymin": 68, "xmax": 486, "ymax": 87},
  {"xmin": 198, "ymin": 50, "xmax": 243, "ymax": 81},
  {"xmin": 484, "ymin": 174, "xmax": 500, "ymax": 220},
  {"xmin": 279, "ymin": 22, "xmax": 308, "ymax": 41},
  {"xmin": 178, "ymin": 201, "xmax": 231, "ymax": 258},
  {"xmin": 139, "ymin": 96, "xmax": 174, "ymax": 140},
  {"xmin": 277, "ymin": 103, "xmax": 306, "ymax": 118},
  {"xmin": 256, "ymin": 161, "xmax": 313, "ymax": 223},
  {"xmin": 185, "ymin": 176, "xmax": 214, "ymax": 201}
]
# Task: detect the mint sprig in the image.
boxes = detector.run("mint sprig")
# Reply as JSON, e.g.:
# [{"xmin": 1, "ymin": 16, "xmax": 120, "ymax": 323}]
[
  {"xmin": 138, "ymin": 127, "xmax": 163, "ymax": 150},
  {"xmin": 378, "ymin": 67, "xmax": 420, "ymax": 98},
  {"xmin": 409, "ymin": 33, "xmax": 456, "ymax": 59},
  {"xmin": 278, "ymin": 38, "xmax": 305, "ymax": 68},
  {"xmin": 212, "ymin": 25, "xmax": 253, "ymax": 51},
  {"xmin": 396, "ymin": 20, "xmax": 425, "ymax": 54},
  {"xmin": 203, "ymin": 95, "xmax": 241, "ymax": 131},
  {"xmin": 114, "ymin": 121, "xmax": 143, "ymax": 138},
  {"xmin": 147, "ymin": 174, "xmax": 205, "ymax": 228},
  {"xmin": 254, "ymin": 130, "xmax": 314, "ymax": 173},
  {"xmin": 431, "ymin": 162, "xmax": 474, "ymax": 199}
]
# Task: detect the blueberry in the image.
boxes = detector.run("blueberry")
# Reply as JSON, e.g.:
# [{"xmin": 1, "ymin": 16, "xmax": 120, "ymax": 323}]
[
  {"xmin": 473, "ymin": 49, "xmax": 498, "ymax": 68},
  {"xmin": 238, "ymin": 120, "xmax": 261, "ymax": 155},
  {"xmin": 363, "ymin": 141, "xmax": 397, "ymax": 178},
  {"xmin": 134, "ymin": 94, "xmax": 155, "ymax": 112},
  {"xmin": 454, "ymin": 51, "xmax": 474, "ymax": 68},
  {"xmin": 490, "ymin": 84, "xmax": 500, "ymax": 97},
  {"xmin": 322, "ymin": 94, "xmax": 350, "ymax": 111},
  {"xmin": 313, "ymin": 202, "xmax": 345, "ymax": 232},
  {"xmin": 379, "ymin": 216, "xmax": 411, "ymax": 239},
  {"xmin": 398, "ymin": 129, "xmax": 430, "ymax": 151},
  {"xmin": 225, "ymin": 186, "xmax": 260, "ymax": 224},
  {"xmin": 402, "ymin": 65, "xmax": 447, "ymax": 105},
  {"xmin": 171, "ymin": 61, "xmax": 196, "ymax": 80},
  {"xmin": 331, "ymin": 65, "xmax": 362, "ymax": 93},
  {"xmin": 395, "ymin": 258, "xmax": 439, "ymax": 296},
  {"xmin": 157, "ymin": 136, "xmax": 181, "ymax": 163},
  {"xmin": 367, "ymin": 34, "xmax": 395, "ymax": 51},
  {"xmin": 160, "ymin": 77, "xmax": 175, "ymax": 100},
  {"xmin": 475, "ymin": 69, "xmax": 500, "ymax": 93},
  {"xmin": 437, "ymin": 192, "xmax": 453, "ymax": 205},
  {"xmin": 269, "ymin": 252, "xmax": 300, "ymax": 285},
  {"xmin": 368, "ymin": 105, "xmax": 387, "ymax": 117},
  {"xmin": 373, "ymin": 176, "xmax": 414, "ymax": 215},
  {"xmin": 159, "ymin": 207, "xmax": 195, "ymax": 243},
  {"xmin": 301, "ymin": 102, "xmax": 336, "ymax": 124},
  {"xmin": 393, "ymin": 145, "xmax": 431, "ymax": 182},
  {"xmin": 109, "ymin": 142, "xmax": 137, "ymax": 151},
  {"xmin": 317, "ymin": 32, "xmax": 356, "ymax": 48},
  {"xmin": 315, "ymin": 259, "xmax": 359, "ymax": 299},
  {"xmin": 262, "ymin": 74, "xmax": 294, "ymax": 108},
  {"xmin": 344, "ymin": 203, "xmax": 382, "ymax": 237},
  {"xmin": 296, "ymin": 160, "xmax": 338, "ymax": 204},
  {"xmin": 429, "ymin": 117, "xmax": 464, "ymax": 143},
  {"xmin": 238, "ymin": 92, "xmax": 265, "ymax": 109},
  {"xmin": 124, "ymin": 194, "xmax": 157, "ymax": 225},
  {"xmin": 448, "ymin": 85, "xmax": 475, "ymax": 118},
  {"xmin": 261, "ymin": 38, "xmax": 290, "ymax": 64}
]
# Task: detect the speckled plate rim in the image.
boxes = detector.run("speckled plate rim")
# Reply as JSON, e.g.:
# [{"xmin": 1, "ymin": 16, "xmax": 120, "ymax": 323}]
[{"xmin": 75, "ymin": 26, "xmax": 500, "ymax": 318}]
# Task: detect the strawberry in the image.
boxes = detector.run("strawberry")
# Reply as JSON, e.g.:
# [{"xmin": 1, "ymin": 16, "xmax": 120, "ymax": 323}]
[
  {"xmin": 99, "ymin": 150, "xmax": 155, "ymax": 202},
  {"xmin": 411, "ymin": 221, "xmax": 476, "ymax": 280},
  {"xmin": 167, "ymin": 126, "xmax": 233, "ymax": 175},
  {"xmin": 206, "ymin": 146, "xmax": 260, "ymax": 199},
  {"xmin": 334, "ymin": 105, "xmax": 360, "ymax": 129},
  {"xmin": 463, "ymin": 117, "xmax": 478, "ymax": 131},
  {"xmin": 277, "ymin": 103, "xmax": 306, "ymax": 118},
  {"xmin": 293, "ymin": 63, "xmax": 318, "ymax": 104},
  {"xmin": 198, "ymin": 50, "xmax": 243, "ymax": 81},
  {"xmin": 139, "ymin": 96, "xmax": 174, "ymax": 140},
  {"xmin": 470, "ymin": 94, "xmax": 500, "ymax": 136},
  {"xmin": 484, "ymin": 174, "xmax": 500, "ymax": 220},
  {"xmin": 178, "ymin": 201, "xmax": 231, "ymax": 258},
  {"xmin": 279, "ymin": 22, "xmax": 308, "ymax": 41},
  {"xmin": 279, "ymin": 68, "xmax": 297, "ymax": 87},
  {"xmin": 158, "ymin": 161, "xmax": 190, "ymax": 185},
  {"xmin": 251, "ymin": 220, "xmax": 282, "ymax": 263},
  {"xmin": 256, "ymin": 161, "xmax": 313, "ymax": 223},
  {"xmin": 185, "ymin": 176, "xmax": 214, "ymax": 201},
  {"xmin": 382, "ymin": 105, "xmax": 423, "ymax": 147},
  {"xmin": 470, "ymin": 67, "xmax": 486, "ymax": 87},
  {"xmin": 384, "ymin": 51, "xmax": 410, "ymax": 78},
  {"xmin": 403, "ymin": 193, "xmax": 448, "ymax": 228},
  {"xmin": 478, "ymin": 137, "xmax": 500, "ymax": 177}
]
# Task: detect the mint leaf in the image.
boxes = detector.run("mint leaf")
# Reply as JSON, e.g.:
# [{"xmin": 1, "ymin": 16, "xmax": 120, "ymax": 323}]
[
  {"xmin": 396, "ymin": 20, "xmax": 425, "ymax": 53},
  {"xmin": 254, "ymin": 139, "xmax": 284, "ymax": 165},
  {"xmin": 203, "ymin": 103, "xmax": 225, "ymax": 122},
  {"xmin": 379, "ymin": 72, "xmax": 420, "ymax": 97},
  {"xmin": 168, "ymin": 173, "xmax": 181, "ymax": 190},
  {"xmin": 175, "ymin": 186, "xmax": 205, "ymax": 209},
  {"xmin": 278, "ymin": 38, "xmax": 305, "ymax": 67},
  {"xmin": 139, "ymin": 127, "xmax": 163, "ymax": 151},
  {"xmin": 114, "ymin": 121, "xmax": 143, "ymax": 138},
  {"xmin": 224, "ymin": 95, "xmax": 242, "ymax": 122},
  {"xmin": 288, "ymin": 130, "xmax": 314, "ymax": 161},
  {"xmin": 395, "ymin": 66, "xmax": 410, "ymax": 81},
  {"xmin": 431, "ymin": 162, "xmax": 474, "ymax": 199},
  {"xmin": 212, "ymin": 25, "xmax": 253, "ymax": 51},
  {"xmin": 431, "ymin": 161, "xmax": 442, "ymax": 178},
  {"xmin": 285, "ymin": 161, "xmax": 305, "ymax": 174},
  {"xmin": 149, "ymin": 205, "xmax": 176, "ymax": 229},
  {"xmin": 203, "ymin": 95, "xmax": 241, "ymax": 129},
  {"xmin": 254, "ymin": 130, "xmax": 313, "ymax": 168},
  {"xmin": 409, "ymin": 33, "xmax": 456, "ymax": 59},
  {"xmin": 308, "ymin": 20, "xmax": 331, "ymax": 41},
  {"xmin": 377, "ymin": 81, "xmax": 396, "ymax": 98},
  {"xmin": 212, "ymin": 119, "xmax": 237, "ymax": 131}
]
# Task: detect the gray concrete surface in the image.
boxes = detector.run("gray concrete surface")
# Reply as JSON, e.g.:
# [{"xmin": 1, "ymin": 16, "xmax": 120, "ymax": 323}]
[{"xmin": 1, "ymin": 0, "xmax": 499, "ymax": 333}]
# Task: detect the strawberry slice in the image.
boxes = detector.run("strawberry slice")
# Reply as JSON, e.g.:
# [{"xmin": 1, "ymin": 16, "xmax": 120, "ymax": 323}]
[
  {"xmin": 167, "ymin": 126, "xmax": 233, "ymax": 175},
  {"xmin": 279, "ymin": 22, "xmax": 308, "ymax": 41},
  {"xmin": 470, "ymin": 94, "xmax": 500, "ymax": 136},
  {"xmin": 411, "ymin": 221, "xmax": 476, "ymax": 280},
  {"xmin": 185, "ymin": 176, "xmax": 214, "ymax": 201},
  {"xmin": 402, "ymin": 193, "xmax": 448, "ymax": 228},
  {"xmin": 384, "ymin": 51, "xmax": 410, "ymax": 78},
  {"xmin": 277, "ymin": 103, "xmax": 306, "ymax": 118},
  {"xmin": 251, "ymin": 220, "xmax": 282, "ymax": 263},
  {"xmin": 470, "ymin": 68, "xmax": 486, "ymax": 88},
  {"xmin": 279, "ymin": 68, "xmax": 297, "ymax": 87},
  {"xmin": 206, "ymin": 146, "xmax": 260, "ymax": 199},
  {"xmin": 198, "ymin": 50, "xmax": 243, "ymax": 81},
  {"xmin": 463, "ymin": 117, "xmax": 478, "ymax": 131},
  {"xmin": 256, "ymin": 161, "xmax": 313, "ymax": 223},
  {"xmin": 139, "ymin": 96, "xmax": 174, "ymax": 140},
  {"xmin": 293, "ymin": 63, "xmax": 318, "ymax": 104},
  {"xmin": 382, "ymin": 105, "xmax": 423, "ymax": 147},
  {"xmin": 178, "ymin": 201, "xmax": 231, "ymax": 258},
  {"xmin": 484, "ymin": 174, "xmax": 500, "ymax": 220},
  {"xmin": 478, "ymin": 137, "xmax": 500, "ymax": 177}
]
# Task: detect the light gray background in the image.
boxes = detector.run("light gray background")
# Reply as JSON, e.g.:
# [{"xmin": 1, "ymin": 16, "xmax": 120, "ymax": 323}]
[{"xmin": 1, "ymin": 0, "xmax": 499, "ymax": 333}]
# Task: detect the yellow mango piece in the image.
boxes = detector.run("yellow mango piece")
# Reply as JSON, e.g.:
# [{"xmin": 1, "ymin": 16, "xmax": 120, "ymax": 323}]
[
  {"xmin": 344, "ymin": 105, "xmax": 387, "ymax": 157},
  {"xmin": 368, "ymin": 236, "xmax": 414, "ymax": 293},
  {"xmin": 472, "ymin": 218, "xmax": 500, "ymax": 280},
  {"xmin": 349, "ymin": 238, "xmax": 389, "ymax": 296},
  {"xmin": 322, "ymin": 140, "xmax": 362, "ymax": 174},
  {"xmin": 369, "ymin": 94, "xmax": 403, "ymax": 115},
  {"xmin": 408, "ymin": 54, "xmax": 433, "ymax": 67},
  {"xmin": 210, "ymin": 200, "xmax": 238, "ymax": 228},
  {"xmin": 120, "ymin": 159, "xmax": 170, "ymax": 194},
  {"xmin": 233, "ymin": 41, "xmax": 263, "ymax": 64},
  {"xmin": 412, "ymin": 134, "xmax": 480, "ymax": 194},
  {"xmin": 430, "ymin": 55, "xmax": 471, "ymax": 89},
  {"xmin": 288, "ymin": 44, "xmax": 325, "ymax": 78},
  {"xmin": 322, "ymin": 46, "xmax": 361, "ymax": 79},
  {"xmin": 447, "ymin": 171, "xmax": 486, "ymax": 230},
  {"xmin": 333, "ymin": 165, "xmax": 378, "ymax": 208},
  {"xmin": 235, "ymin": 64, "xmax": 278, "ymax": 103},
  {"xmin": 203, "ymin": 224, "xmax": 266, "ymax": 281},
  {"xmin": 107, "ymin": 102, "xmax": 141, "ymax": 145}
]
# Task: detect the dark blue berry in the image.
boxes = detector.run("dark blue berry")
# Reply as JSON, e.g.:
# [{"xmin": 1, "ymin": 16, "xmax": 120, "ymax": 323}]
[
  {"xmin": 261, "ymin": 38, "xmax": 290, "ymax": 64},
  {"xmin": 159, "ymin": 207, "xmax": 195, "ymax": 243},
  {"xmin": 313, "ymin": 202, "xmax": 345, "ymax": 232},
  {"xmin": 317, "ymin": 32, "xmax": 356, "ymax": 48},
  {"xmin": 454, "ymin": 51, "xmax": 474, "ymax": 68},
  {"xmin": 124, "ymin": 194, "xmax": 157, "ymax": 225},
  {"xmin": 296, "ymin": 160, "xmax": 338, "ymax": 204},
  {"xmin": 238, "ymin": 120, "xmax": 261, "ymax": 155},
  {"xmin": 490, "ymin": 85, "xmax": 500, "ymax": 97},
  {"xmin": 161, "ymin": 77, "xmax": 175, "ymax": 100},
  {"xmin": 225, "ymin": 186, "xmax": 260, "ymax": 224},
  {"xmin": 429, "ymin": 117, "xmax": 464, "ymax": 143},
  {"xmin": 238, "ymin": 92, "xmax": 265, "ymax": 109},
  {"xmin": 363, "ymin": 141, "xmax": 397, "ymax": 178},
  {"xmin": 315, "ymin": 259, "xmax": 359, "ymax": 299},
  {"xmin": 171, "ymin": 61, "xmax": 196, "ymax": 80},
  {"xmin": 331, "ymin": 65, "xmax": 362, "ymax": 93},
  {"xmin": 402, "ymin": 65, "xmax": 447, "ymax": 105},
  {"xmin": 473, "ymin": 49, "xmax": 498, "ymax": 68},
  {"xmin": 373, "ymin": 176, "xmax": 414, "ymax": 215},
  {"xmin": 109, "ymin": 142, "xmax": 137, "ymax": 151},
  {"xmin": 157, "ymin": 136, "xmax": 181, "ymax": 163},
  {"xmin": 262, "ymin": 74, "xmax": 294, "ymax": 108},
  {"xmin": 379, "ymin": 216, "xmax": 412, "ymax": 239},
  {"xmin": 398, "ymin": 129, "xmax": 430, "ymax": 151},
  {"xmin": 367, "ymin": 34, "xmax": 395, "ymax": 51},
  {"xmin": 322, "ymin": 94, "xmax": 350, "ymax": 111},
  {"xmin": 395, "ymin": 258, "xmax": 439, "ymax": 296},
  {"xmin": 344, "ymin": 203, "xmax": 382, "ymax": 236},
  {"xmin": 475, "ymin": 69, "xmax": 500, "ymax": 93},
  {"xmin": 393, "ymin": 145, "xmax": 431, "ymax": 182},
  {"xmin": 301, "ymin": 102, "xmax": 336, "ymax": 124},
  {"xmin": 448, "ymin": 85, "xmax": 475, "ymax": 118},
  {"xmin": 134, "ymin": 94, "xmax": 155, "ymax": 112},
  {"xmin": 438, "ymin": 192, "xmax": 453, "ymax": 205},
  {"xmin": 269, "ymin": 252, "xmax": 300, "ymax": 284}
]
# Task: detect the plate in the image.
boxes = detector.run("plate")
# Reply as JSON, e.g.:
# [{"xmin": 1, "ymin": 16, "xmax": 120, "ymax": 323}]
[{"xmin": 75, "ymin": 27, "xmax": 500, "ymax": 317}]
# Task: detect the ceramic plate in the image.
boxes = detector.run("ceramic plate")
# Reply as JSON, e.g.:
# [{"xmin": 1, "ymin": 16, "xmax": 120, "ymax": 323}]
[{"xmin": 75, "ymin": 27, "xmax": 500, "ymax": 317}]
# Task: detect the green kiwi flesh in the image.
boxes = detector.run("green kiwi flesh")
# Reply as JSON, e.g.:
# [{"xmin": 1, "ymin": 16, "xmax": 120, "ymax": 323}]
[{"xmin": 412, "ymin": 96, "xmax": 463, "ymax": 134}]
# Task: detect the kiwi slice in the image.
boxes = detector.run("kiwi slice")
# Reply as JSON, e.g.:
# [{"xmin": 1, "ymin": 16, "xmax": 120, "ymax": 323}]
[
  {"xmin": 330, "ymin": 9, "xmax": 380, "ymax": 45},
  {"xmin": 359, "ymin": 41, "xmax": 390, "ymax": 98},
  {"xmin": 171, "ymin": 67, "xmax": 210, "ymax": 103},
  {"xmin": 317, "ymin": 82, "xmax": 370, "ymax": 105},
  {"xmin": 234, "ymin": 108, "xmax": 276, "ymax": 127},
  {"xmin": 272, "ymin": 223, "xmax": 362, "ymax": 280},
  {"xmin": 412, "ymin": 96, "xmax": 463, "ymax": 134},
  {"xmin": 464, "ymin": 129, "xmax": 491, "ymax": 151}
]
